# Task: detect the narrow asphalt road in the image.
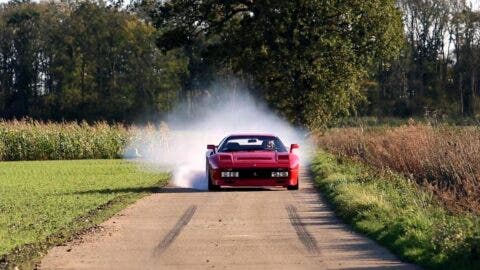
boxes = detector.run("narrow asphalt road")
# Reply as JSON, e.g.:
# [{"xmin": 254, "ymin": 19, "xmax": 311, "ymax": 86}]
[{"xmin": 40, "ymin": 172, "xmax": 418, "ymax": 269}]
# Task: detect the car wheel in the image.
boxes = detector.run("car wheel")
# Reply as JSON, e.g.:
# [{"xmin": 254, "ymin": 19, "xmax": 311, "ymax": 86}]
[
  {"xmin": 207, "ymin": 172, "xmax": 221, "ymax": 191},
  {"xmin": 287, "ymin": 178, "xmax": 299, "ymax": 190}
]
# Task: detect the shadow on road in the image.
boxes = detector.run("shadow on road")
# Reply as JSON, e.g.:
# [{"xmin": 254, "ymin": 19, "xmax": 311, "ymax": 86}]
[
  {"xmin": 159, "ymin": 186, "xmax": 276, "ymax": 193},
  {"xmin": 288, "ymin": 172, "xmax": 418, "ymax": 269},
  {"xmin": 66, "ymin": 185, "xmax": 279, "ymax": 195}
]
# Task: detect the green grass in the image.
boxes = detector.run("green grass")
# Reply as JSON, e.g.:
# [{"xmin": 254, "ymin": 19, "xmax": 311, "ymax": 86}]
[
  {"xmin": 311, "ymin": 151, "xmax": 480, "ymax": 270},
  {"xmin": 0, "ymin": 159, "xmax": 169, "ymax": 268}
]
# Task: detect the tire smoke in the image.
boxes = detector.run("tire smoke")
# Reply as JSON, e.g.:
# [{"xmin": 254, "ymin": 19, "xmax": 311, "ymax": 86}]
[{"xmin": 126, "ymin": 88, "xmax": 312, "ymax": 190}]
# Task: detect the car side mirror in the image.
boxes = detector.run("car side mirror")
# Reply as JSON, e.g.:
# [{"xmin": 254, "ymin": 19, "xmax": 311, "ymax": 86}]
[
  {"xmin": 290, "ymin": 144, "xmax": 299, "ymax": 153},
  {"xmin": 207, "ymin": 144, "xmax": 216, "ymax": 153}
]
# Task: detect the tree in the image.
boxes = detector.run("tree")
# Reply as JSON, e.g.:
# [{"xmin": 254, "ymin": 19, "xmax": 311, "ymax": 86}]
[
  {"xmin": 452, "ymin": 7, "xmax": 480, "ymax": 117},
  {"xmin": 1, "ymin": 2, "xmax": 42, "ymax": 117},
  {"xmin": 144, "ymin": 0, "xmax": 404, "ymax": 128},
  {"xmin": 0, "ymin": 0, "xmax": 188, "ymax": 122},
  {"xmin": 373, "ymin": 0, "xmax": 480, "ymax": 119}
]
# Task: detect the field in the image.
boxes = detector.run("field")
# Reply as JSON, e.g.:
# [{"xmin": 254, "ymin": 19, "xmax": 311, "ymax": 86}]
[
  {"xmin": 315, "ymin": 123, "xmax": 480, "ymax": 213},
  {"xmin": 0, "ymin": 159, "xmax": 169, "ymax": 268},
  {"xmin": 311, "ymin": 151, "xmax": 480, "ymax": 269},
  {"xmin": 2, "ymin": 119, "xmax": 480, "ymax": 269},
  {"xmin": 0, "ymin": 119, "xmax": 172, "ymax": 162},
  {"xmin": 0, "ymin": 120, "xmax": 129, "ymax": 161}
]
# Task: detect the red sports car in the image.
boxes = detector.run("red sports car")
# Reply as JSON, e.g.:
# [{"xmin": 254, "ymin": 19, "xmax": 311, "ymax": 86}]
[{"xmin": 206, "ymin": 134, "xmax": 300, "ymax": 191}]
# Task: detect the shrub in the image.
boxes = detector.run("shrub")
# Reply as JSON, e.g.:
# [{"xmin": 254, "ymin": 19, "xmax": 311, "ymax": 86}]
[{"xmin": 315, "ymin": 123, "xmax": 480, "ymax": 213}]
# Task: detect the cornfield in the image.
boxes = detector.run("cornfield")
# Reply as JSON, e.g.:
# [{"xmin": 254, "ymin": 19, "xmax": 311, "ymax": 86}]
[
  {"xmin": 0, "ymin": 119, "xmax": 129, "ymax": 161},
  {"xmin": 315, "ymin": 123, "xmax": 480, "ymax": 213}
]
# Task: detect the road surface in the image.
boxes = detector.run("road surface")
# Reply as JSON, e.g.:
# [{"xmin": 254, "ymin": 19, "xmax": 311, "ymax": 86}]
[{"xmin": 40, "ymin": 172, "xmax": 417, "ymax": 269}]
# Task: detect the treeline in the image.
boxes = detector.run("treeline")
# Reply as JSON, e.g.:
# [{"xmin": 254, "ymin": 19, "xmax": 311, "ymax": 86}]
[
  {"xmin": 0, "ymin": 0, "xmax": 404, "ymax": 128},
  {"xmin": 4, "ymin": 0, "xmax": 480, "ymax": 127},
  {"xmin": 371, "ymin": 0, "xmax": 480, "ymax": 118},
  {"xmin": 0, "ymin": 1, "xmax": 186, "ymax": 122}
]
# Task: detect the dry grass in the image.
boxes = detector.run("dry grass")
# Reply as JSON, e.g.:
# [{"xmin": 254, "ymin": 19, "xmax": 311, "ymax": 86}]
[{"xmin": 315, "ymin": 123, "xmax": 480, "ymax": 213}]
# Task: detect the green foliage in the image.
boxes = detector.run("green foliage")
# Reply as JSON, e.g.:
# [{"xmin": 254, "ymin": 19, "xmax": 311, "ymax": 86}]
[
  {"xmin": 0, "ymin": 119, "xmax": 130, "ymax": 161},
  {"xmin": 146, "ymin": 0, "xmax": 404, "ymax": 129},
  {"xmin": 0, "ymin": 159, "xmax": 169, "ymax": 268},
  {"xmin": 2, "ymin": 0, "xmax": 480, "ymax": 127},
  {"xmin": 0, "ymin": 1, "xmax": 187, "ymax": 122},
  {"xmin": 369, "ymin": 1, "xmax": 480, "ymax": 119},
  {"xmin": 311, "ymin": 151, "xmax": 480, "ymax": 269}
]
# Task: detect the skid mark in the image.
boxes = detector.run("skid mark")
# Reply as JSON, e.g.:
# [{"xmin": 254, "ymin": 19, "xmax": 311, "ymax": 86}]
[
  {"xmin": 286, "ymin": 204, "xmax": 320, "ymax": 256},
  {"xmin": 153, "ymin": 205, "xmax": 197, "ymax": 256}
]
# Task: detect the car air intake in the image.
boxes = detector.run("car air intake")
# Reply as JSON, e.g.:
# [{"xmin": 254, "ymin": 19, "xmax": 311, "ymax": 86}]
[
  {"xmin": 236, "ymin": 157, "xmax": 272, "ymax": 160},
  {"xmin": 237, "ymin": 169, "xmax": 288, "ymax": 179}
]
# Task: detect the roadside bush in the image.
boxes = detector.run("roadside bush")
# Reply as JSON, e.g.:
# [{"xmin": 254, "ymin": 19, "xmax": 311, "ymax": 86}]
[{"xmin": 315, "ymin": 123, "xmax": 480, "ymax": 213}]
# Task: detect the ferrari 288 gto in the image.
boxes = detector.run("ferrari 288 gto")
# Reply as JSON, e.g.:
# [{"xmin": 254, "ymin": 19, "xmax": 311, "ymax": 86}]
[{"xmin": 206, "ymin": 134, "xmax": 300, "ymax": 191}]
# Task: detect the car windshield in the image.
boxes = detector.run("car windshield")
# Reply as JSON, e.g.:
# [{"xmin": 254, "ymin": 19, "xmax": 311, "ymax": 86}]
[{"xmin": 218, "ymin": 136, "xmax": 287, "ymax": 152}]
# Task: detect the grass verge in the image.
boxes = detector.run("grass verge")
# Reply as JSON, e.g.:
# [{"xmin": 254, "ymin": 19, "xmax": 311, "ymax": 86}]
[
  {"xmin": 311, "ymin": 151, "xmax": 480, "ymax": 270},
  {"xmin": 0, "ymin": 159, "xmax": 169, "ymax": 269}
]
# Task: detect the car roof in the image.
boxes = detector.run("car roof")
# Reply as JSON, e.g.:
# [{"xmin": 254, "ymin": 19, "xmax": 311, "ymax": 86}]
[{"xmin": 227, "ymin": 133, "xmax": 276, "ymax": 138}]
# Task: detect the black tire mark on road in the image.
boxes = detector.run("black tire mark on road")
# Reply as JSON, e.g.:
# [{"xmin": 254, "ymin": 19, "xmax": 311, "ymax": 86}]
[
  {"xmin": 153, "ymin": 205, "xmax": 197, "ymax": 256},
  {"xmin": 286, "ymin": 204, "xmax": 320, "ymax": 256}
]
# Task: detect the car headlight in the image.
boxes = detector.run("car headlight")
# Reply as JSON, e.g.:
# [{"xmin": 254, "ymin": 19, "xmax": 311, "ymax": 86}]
[
  {"xmin": 271, "ymin": 171, "xmax": 289, "ymax": 177},
  {"xmin": 221, "ymin": 171, "xmax": 239, "ymax": 178}
]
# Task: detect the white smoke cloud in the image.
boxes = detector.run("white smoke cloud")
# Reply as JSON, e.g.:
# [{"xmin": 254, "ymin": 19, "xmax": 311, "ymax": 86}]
[{"xmin": 126, "ymin": 81, "xmax": 313, "ymax": 190}]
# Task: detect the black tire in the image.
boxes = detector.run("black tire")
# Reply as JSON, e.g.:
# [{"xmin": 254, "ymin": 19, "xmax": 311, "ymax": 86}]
[
  {"xmin": 287, "ymin": 179, "xmax": 299, "ymax": 190},
  {"xmin": 207, "ymin": 170, "xmax": 221, "ymax": 191},
  {"xmin": 206, "ymin": 160, "xmax": 214, "ymax": 191}
]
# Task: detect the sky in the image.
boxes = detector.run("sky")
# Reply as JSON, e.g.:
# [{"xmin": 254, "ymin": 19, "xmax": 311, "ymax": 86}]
[{"xmin": 474, "ymin": 0, "xmax": 480, "ymax": 9}]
